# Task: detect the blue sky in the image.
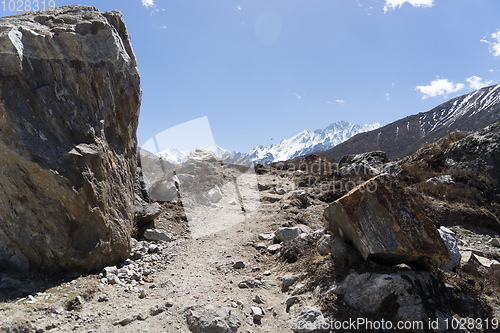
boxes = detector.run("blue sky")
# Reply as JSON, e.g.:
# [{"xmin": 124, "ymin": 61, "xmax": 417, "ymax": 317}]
[{"xmin": 4, "ymin": 0, "xmax": 500, "ymax": 153}]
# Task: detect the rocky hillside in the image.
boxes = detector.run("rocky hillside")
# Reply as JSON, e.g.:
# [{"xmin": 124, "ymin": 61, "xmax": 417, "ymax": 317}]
[
  {"xmin": 0, "ymin": 6, "xmax": 141, "ymax": 272},
  {"xmin": 324, "ymin": 85, "xmax": 500, "ymax": 161},
  {"xmin": 2, "ymin": 132, "xmax": 499, "ymax": 331}
]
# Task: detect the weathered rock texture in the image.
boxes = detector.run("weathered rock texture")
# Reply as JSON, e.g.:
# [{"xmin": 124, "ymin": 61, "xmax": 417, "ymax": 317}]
[
  {"xmin": 324, "ymin": 174, "xmax": 449, "ymax": 269},
  {"xmin": 335, "ymin": 271, "xmax": 491, "ymax": 326},
  {"xmin": 445, "ymin": 121, "xmax": 500, "ymax": 189},
  {"xmin": 0, "ymin": 6, "xmax": 141, "ymax": 272}
]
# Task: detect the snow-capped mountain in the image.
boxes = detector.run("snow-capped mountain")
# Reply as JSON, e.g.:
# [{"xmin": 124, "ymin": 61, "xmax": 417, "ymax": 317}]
[
  {"xmin": 246, "ymin": 121, "xmax": 381, "ymax": 165},
  {"xmin": 157, "ymin": 148, "xmax": 189, "ymax": 164},
  {"xmin": 155, "ymin": 121, "xmax": 380, "ymax": 165},
  {"xmin": 324, "ymin": 84, "xmax": 500, "ymax": 160}
]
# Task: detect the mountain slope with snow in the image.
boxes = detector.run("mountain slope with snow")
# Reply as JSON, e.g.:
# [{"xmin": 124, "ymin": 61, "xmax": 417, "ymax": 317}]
[
  {"xmin": 246, "ymin": 121, "xmax": 381, "ymax": 165},
  {"xmin": 324, "ymin": 84, "xmax": 500, "ymax": 161}
]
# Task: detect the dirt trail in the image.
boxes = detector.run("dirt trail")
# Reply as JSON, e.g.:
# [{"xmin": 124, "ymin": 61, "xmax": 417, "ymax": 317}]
[{"xmin": 0, "ymin": 172, "xmax": 324, "ymax": 333}]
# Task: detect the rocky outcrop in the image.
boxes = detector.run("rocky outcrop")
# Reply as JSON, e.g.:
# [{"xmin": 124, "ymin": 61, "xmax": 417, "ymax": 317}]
[
  {"xmin": 338, "ymin": 151, "xmax": 401, "ymax": 177},
  {"xmin": 0, "ymin": 6, "xmax": 141, "ymax": 272},
  {"xmin": 324, "ymin": 174, "xmax": 449, "ymax": 270},
  {"xmin": 445, "ymin": 121, "xmax": 500, "ymax": 189}
]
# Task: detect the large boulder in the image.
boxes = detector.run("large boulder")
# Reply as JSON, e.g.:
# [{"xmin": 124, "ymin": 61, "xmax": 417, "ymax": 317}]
[
  {"xmin": 0, "ymin": 6, "xmax": 141, "ymax": 272},
  {"xmin": 335, "ymin": 270, "xmax": 490, "ymax": 327},
  {"xmin": 324, "ymin": 174, "xmax": 449, "ymax": 270}
]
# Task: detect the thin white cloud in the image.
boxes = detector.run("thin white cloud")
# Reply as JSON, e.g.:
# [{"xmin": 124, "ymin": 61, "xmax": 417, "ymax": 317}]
[
  {"xmin": 386, "ymin": 93, "xmax": 390, "ymax": 101},
  {"xmin": 415, "ymin": 78, "xmax": 465, "ymax": 99},
  {"xmin": 236, "ymin": 5, "xmax": 242, "ymax": 11},
  {"xmin": 384, "ymin": 0, "xmax": 433, "ymax": 13},
  {"xmin": 335, "ymin": 99, "xmax": 346, "ymax": 104},
  {"xmin": 142, "ymin": 0, "xmax": 155, "ymax": 8},
  {"xmin": 481, "ymin": 31, "xmax": 500, "ymax": 57},
  {"xmin": 355, "ymin": 0, "xmax": 374, "ymax": 15},
  {"xmin": 293, "ymin": 92, "xmax": 303, "ymax": 100},
  {"xmin": 466, "ymin": 76, "xmax": 493, "ymax": 90}
]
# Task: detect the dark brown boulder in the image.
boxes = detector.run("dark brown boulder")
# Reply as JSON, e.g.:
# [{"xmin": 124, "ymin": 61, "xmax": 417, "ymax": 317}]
[
  {"xmin": 324, "ymin": 174, "xmax": 449, "ymax": 270},
  {"xmin": 0, "ymin": 6, "xmax": 141, "ymax": 272}
]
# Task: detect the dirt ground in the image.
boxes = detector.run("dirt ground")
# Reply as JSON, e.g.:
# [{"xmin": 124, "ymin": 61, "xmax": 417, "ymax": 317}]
[
  {"xmin": 1, "ymin": 158, "xmax": 500, "ymax": 333},
  {"xmin": 0, "ymin": 171, "xmax": 328, "ymax": 333}
]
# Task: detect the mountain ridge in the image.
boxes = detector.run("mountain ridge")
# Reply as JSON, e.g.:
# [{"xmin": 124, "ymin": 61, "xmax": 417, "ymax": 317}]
[
  {"xmin": 245, "ymin": 120, "xmax": 380, "ymax": 165},
  {"xmin": 155, "ymin": 121, "xmax": 380, "ymax": 165},
  {"xmin": 323, "ymin": 84, "xmax": 500, "ymax": 161}
]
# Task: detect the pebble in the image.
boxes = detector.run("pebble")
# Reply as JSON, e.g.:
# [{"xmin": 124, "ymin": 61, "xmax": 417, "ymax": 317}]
[
  {"xmin": 103, "ymin": 266, "xmax": 118, "ymax": 279},
  {"xmin": 253, "ymin": 294, "xmax": 265, "ymax": 304},
  {"xmin": 258, "ymin": 233, "xmax": 275, "ymax": 241},
  {"xmin": 253, "ymin": 243, "xmax": 267, "ymax": 250},
  {"xmin": 233, "ymin": 261, "xmax": 245, "ymax": 269},
  {"xmin": 282, "ymin": 274, "xmax": 299, "ymax": 291},
  {"xmin": 108, "ymin": 276, "xmax": 121, "ymax": 285},
  {"xmin": 150, "ymin": 305, "xmax": 165, "ymax": 316},
  {"xmin": 267, "ymin": 244, "xmax": 282, "ymax": 254},
  {"xmin": 251, "ymin": 307, "xmax": 265, "ymax": 321},
  {"xmin": 139, "ymin": 289, "xmax": 148, "ymax": 299},
  {"xmin": 286, "ymin": 296, "xmax": 300, "ymax": 312}
]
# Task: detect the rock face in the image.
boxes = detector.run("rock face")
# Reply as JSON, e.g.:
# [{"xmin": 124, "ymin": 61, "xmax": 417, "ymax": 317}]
[
  {"xmin": 0, "ymin": 6, "xmax": 141, "ymax": 272},
  {"xmin": 338, "ymin": 151, "xmax": 401, "ymax": 177},
  {"xmin": 445, "ymin": 121, "xmax": 500, "ymax": 189},
  {"xmin": 324, "ymin": 174, "xmax": 449, "ymax": 270}
]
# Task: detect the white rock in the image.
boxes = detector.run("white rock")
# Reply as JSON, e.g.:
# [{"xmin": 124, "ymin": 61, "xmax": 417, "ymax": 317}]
[
  {"xmin": 251, "ymin": 307, "xmax": 264, "ymax": 321},
  {"xmin": 103, "ymin": 266, "xmax": 118, "ymax": 279},
  {"xmin": 267, "ymin": 244, "xmax": 282, "ymax": 253},
  {"xmin": 144, "ymin": 229, "xmax": 176, "ymax": 242},
  {"xmin": 207, "ymin": 186, "xmax": 223, "ymax": 203},
  {"xmin": 108, "ymin": 275, "xmax": 121, "ymax": 285},
  {"xmin": 439, "ymin": 226, "xmax": 455, "ymax": 235},
  {"xmin": 291, "ymin": 190, "xmax": 308, "ymax": 200},
  {"xmin": 292, "ymin": 306, "xmax": 327, "ymax": 333},
  {"xmin": 438, "ymin": 229, "xmax": 461, "ymax": 271},
  {"xmin": 426, "ymin": 175, "xmax": 454, "ymax": 185},
  {"xmin": 258, "ymin": 233, "xmax": 275, "ymax": 241},
  {"xmin": 275, "ymin": 225, "xmax": 311, "ymax": 243}
]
